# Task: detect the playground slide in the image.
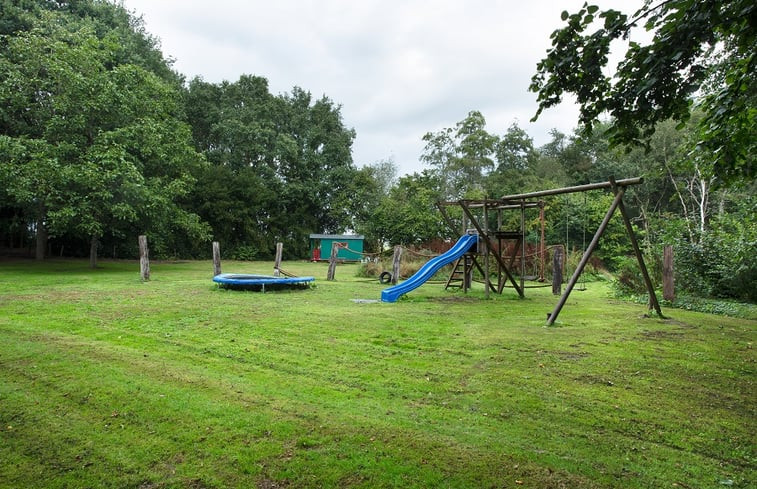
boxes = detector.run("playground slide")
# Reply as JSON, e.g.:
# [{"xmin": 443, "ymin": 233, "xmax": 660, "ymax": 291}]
[{"xmin": 380, "ymin": 234, "xmax": 478, "ymax": 303}]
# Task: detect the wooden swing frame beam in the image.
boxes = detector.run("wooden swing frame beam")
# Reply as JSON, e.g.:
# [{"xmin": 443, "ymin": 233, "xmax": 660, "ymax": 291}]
[{"xmin": 437, "ymin": 176, "xmax": 663, "ymax": 326}]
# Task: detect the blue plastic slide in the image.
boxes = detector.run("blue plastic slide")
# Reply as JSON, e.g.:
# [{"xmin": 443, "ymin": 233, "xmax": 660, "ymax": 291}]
[{"xmin": 381, "ymin": 234, "xmax": 478, "ymax": 302}]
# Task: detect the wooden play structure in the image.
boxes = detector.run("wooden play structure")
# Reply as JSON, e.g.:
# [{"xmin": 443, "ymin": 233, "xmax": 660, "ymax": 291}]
[{"xmin": 437, "ymin": 177, "xmax": 663, "ymax": 325}]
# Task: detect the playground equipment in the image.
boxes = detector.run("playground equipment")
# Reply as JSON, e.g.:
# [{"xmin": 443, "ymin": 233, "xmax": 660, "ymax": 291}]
[
  {"xmin": 213, "ymin": 273, "xmax": 314, "ymax": 291},
  {"xmin": 381, "ymin": 233, "xmax": 478, "ymax": 302},
  {"xmin": 384, "ymin": 177, "xmax": 663, "ymax": 325}
]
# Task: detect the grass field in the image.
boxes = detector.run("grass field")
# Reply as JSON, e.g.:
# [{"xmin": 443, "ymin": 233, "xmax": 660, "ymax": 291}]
[{"xmin": 0, "ymin": 259, "xmax": 754, "ymax": 488}]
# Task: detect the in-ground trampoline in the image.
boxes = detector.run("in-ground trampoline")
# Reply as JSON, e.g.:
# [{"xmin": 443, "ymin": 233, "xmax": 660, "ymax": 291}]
[{"xmin": 212, "ymin": 273, "xmax": 315, "ymax": 291}]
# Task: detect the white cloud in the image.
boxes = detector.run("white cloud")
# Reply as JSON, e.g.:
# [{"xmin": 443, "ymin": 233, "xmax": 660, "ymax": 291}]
[{"xmin": 123, "ymin": 0, "xmax": 643, "ymax": 175}]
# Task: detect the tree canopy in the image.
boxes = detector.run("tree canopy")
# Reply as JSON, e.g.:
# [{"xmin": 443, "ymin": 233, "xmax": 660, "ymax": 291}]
[{"xmin": 530, "ymin": 0, "xmax": 755, "ymax": 183}]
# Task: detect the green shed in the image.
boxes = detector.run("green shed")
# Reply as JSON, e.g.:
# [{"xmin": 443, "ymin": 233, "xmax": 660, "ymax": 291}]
[{"xmin": 309, "ymin": 234, "xmax": 364, "ymax": 262}]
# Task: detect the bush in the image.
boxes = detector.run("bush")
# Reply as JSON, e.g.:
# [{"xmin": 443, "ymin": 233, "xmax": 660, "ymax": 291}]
[
  {"xmin": 356, "ymin": 252, "xmax": 451, "ymax": 281},
  {"xmin": 674, "ymin": 232, "xmax": 757, "ymax": 302},
  {"xmin": 229, "ymin": 245, "xmax": 260, "ymax": 261}
]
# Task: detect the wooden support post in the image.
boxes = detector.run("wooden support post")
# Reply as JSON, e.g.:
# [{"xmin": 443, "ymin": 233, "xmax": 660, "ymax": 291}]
[
  {"xmin": 483, "ymin": 202, "xmax": 490, "ymax": 299},
  {"xmin": 552, "ymin": 245, "xmax": 564, "ymax": 295},
  {"xmin": 326, "ymin": 242, "xmax": 339, "ymax": 281},
  {"xmin": 539, "ymin": 202, "xmax": 546, "ymax": 282},
  {"xmin": 610, "ymin": 177, "xmax": 663, "ymax": 317},
  {"xmin": 464, "ymin": 254, "xmax": 472, "ymax": 291},
  {"xmin": 273, "ymin": 242, "xmax": 283, "ymax": 277},
  {"xmin": 139, "ymin": 235, "xmax": 150, "ymax": 281},
  {"xmin": 212, "ymin": 242, "xmax": 222, "ymax": 276},
  {"xmin": 391, "ymin": 245, "xmax": 402, "ymax": 285},
  {"xmin": 547, "ymin": 189, "xmax": 625, "ymax": 325},
  {"xmin": 436, "ymin": 202, "xmax": 458, "ymax": 235},
  {"xmin": 663, "ymin": 245, "xmax": 674, "ymax": 301},
  {"xmin": 459, "ymin": 202, "xmax": 523, "ymax": 297},
  {"xmin": 520, "ymin": 201, "xmax": 526, "ymax": 293}
]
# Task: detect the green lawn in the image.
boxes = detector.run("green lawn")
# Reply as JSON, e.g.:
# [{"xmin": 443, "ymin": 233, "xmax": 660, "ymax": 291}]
[{"xmin": 0, "ymin": 259, "xmax": 754, "ymax": 488}]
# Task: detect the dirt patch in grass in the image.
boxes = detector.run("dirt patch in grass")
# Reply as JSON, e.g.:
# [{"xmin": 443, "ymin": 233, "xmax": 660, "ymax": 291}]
[
  {"xmin": 429, "ymin": 295, "xmax": 480, "ymax": 303},
  {"xmin": 638, "ymin": 330, "xmax": 685, "ymax": 340},
  {"xmin": 256, "ymin": 477, "xmax": 290, "ymax": 489}
]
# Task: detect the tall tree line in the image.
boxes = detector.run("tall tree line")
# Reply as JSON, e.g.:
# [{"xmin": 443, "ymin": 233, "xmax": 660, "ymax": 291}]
[{"xmin": 0, "ymin": 0, "xmax": 358, "ymax": 263}]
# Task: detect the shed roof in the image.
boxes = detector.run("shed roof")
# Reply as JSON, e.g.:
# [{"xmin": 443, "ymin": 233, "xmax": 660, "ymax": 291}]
[{"xmin": 309, "ymin": 234, "xmax": 364, "ymax": 240}]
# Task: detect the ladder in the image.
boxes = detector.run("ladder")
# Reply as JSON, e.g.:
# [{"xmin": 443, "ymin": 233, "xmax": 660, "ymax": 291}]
[{"xmin": 445, "ymin": 255, "xmax": 473, "ymax": 290}]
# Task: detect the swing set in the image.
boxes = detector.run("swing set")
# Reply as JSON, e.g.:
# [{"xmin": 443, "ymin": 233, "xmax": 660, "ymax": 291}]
[{"xmin": 436, "ymin": 177, "xmax": 663, "ymax": 325}]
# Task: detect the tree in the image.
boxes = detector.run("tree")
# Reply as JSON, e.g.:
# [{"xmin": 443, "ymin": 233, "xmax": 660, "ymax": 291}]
[
  {"xmin": 346, "ymin": 158, "xmax": 398, "ymax": 251},
  {"xmin": 421, "ymin": 111, "xmax": 498, "ymax": 199},
  {"xmin": 184, "ymin": 77, "xmax": 358, "ymax": 259},
  {"xmin": 365, "ymin": 171, "xmax": 446, "ymax": 246},
  {"xmin": 530, "ymin": 0, "xmax": 755, "ymax": 183},
  {"xmin": 0, "ymin": 12, "xmax": 207, "ymax": 264}
]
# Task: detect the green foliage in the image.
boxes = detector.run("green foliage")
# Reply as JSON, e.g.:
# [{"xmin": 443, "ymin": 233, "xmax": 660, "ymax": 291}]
[
  {"xmin": 531, "ymin": 0, "xmax": 756, "ymax": 183},
  {"xmin": 612, "ymin": 254, "xmax": 657, "ymax": 296},
  {"xmin": 229, "ymin": 245, "xmax": 262, "ymax": 261},
  {"xmin": 673, "ymin": 211, "xmax": 757, "ymax": 302},
  {"xmin": 421, "ymin": 110, "xmax": 497, "ymax": 199},
  {"xmin": 185, "ymin": 77, "xmax": 358, "ymax": 259},
  {"xmin": 363, "ymin": 171, "xmax": 447, "ymax": 246},
  {"xmin": 0, "ymin": 5, "xmax": 207, "ymax": 263}
]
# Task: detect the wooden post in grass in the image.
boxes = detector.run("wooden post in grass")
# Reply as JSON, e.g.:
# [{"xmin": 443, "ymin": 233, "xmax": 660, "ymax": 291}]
[
  {"xmin": 326, "ymin": 242, "xmax": 339, "ymax": 281},
  {"xmin": 391, "ymin": 245, "xmax": 402, "ymax": 285},
  {"xmin": 273, "ymin": 242, "xmax": 283, "ymax": 277},
  {"xmin": 139, "ymin": 235, "xmax": 150, "ymax": 281},
  {"xmin": 552, "ymin": 245, "xmax": 563, "ymax": 295},
  {"xmin": 663, "ymin": 245, "xmax": 674, "ymax": 301},
  {"xmin": 212, "ymin": 241, "xmax": 221, "ymax": 276}
]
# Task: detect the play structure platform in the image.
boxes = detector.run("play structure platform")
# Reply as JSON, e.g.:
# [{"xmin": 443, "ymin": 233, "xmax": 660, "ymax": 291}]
[{"xmin": 380, "ymin": 233, "xmax": 478, "ymax": 302}]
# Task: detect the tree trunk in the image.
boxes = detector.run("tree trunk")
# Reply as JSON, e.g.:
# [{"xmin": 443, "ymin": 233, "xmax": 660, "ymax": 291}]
[
  {"xmin": 663, "ymin": 245, "xmax": 675, "ymax": 302},
  {"xmin": 35, "ymin": 214, "xmax": 47, "ymax": 260},
  {"xmin": 89, "ymin": 235, "xmax": 98, "ymax": 269}
]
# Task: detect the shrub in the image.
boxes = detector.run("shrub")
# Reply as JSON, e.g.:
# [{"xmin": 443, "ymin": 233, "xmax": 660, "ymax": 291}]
[{"xmin": 229, "ymin": 245, "xmax": 260, "ymax": 261}]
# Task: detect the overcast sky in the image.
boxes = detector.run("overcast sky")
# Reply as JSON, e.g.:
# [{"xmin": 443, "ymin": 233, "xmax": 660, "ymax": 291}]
[{"xmin": 121, "ymin": 0, "xmax": 643, "ymax": 176}]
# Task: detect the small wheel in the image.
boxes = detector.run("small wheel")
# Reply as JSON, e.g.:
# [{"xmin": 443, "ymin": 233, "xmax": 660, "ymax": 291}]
[{"xmin": 379, "ymin": 271, "xmax": 392, "ymax": 284}]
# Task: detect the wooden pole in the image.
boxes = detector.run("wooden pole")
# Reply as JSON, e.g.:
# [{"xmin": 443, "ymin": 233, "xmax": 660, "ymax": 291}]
[
  {"xmin": 326, "ymin": 242, "xmax": 339, "ymax": 281},
  {"xmin": 539, "ymin": 202, "xmax": 546, "ymax": 282},
  {"xmin": 484, "ymin": 202, "xmax": 490, "ymax": 299},
  {"xmin": 212, "ymin": 241, "xmax": 221, "ymax": 276},
  {"xmin": 520, "ymin": 201, "xmax": 526, "ymax": 293},
  {"xmin": 610, "ymin": 177, "xmax": 663, "ymax": 317},
  {"xmin": 273, "ymin": 242, "xmax": 283, "ymax": 277},
  {"xmin": 663, "ymin": 245, "xmax": 674, "ymax": 301},
  {"xmin": 391, "ymin": 245, "xmax": 403, "ymax": 285},
  {"xmin": 501, "ymin": 177, "xmax": 643, "ymax": 201},
  {"xmin": 459, "ymin": 202, "xmax": 523, "ymax": 297},
  {"xmin": 139, "ymin": 235, "xmax": 150, "ymax": 281},
  {"xmin": 552, "ymin": 245, "xmax": 563, "ymax": 295},
  {"xmin": 547, "ymin": 189, "xmax": 625, "ymax": 325}
]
